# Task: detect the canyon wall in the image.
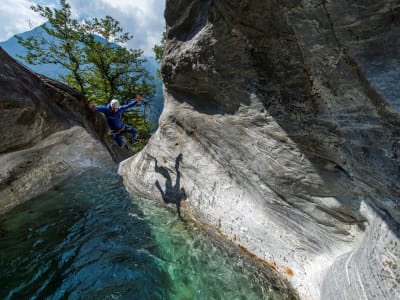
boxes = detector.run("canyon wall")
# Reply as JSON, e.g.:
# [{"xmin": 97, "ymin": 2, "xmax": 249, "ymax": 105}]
[
  {"xmin": 0, "ymin": 48, "xmax": 126, "ymax": 213},
  {"xmin": 119, "ymin": 1, "xmax": 400, "ymax": 299}
]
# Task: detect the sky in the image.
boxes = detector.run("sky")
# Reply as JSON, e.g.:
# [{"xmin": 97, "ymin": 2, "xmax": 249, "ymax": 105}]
[{"xmin": 0, "ymin": 0, "xmax": 166, "ymax": 57}]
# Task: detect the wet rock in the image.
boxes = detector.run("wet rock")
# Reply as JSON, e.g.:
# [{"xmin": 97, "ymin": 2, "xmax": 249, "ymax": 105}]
[{"xmin": 119, "ymin": 1, "xmax": 400, "ymax": 299}]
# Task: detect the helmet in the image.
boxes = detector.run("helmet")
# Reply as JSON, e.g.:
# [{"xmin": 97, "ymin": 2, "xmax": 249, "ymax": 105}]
[{"xmin": 110, "ymin": 99, "xmax": 120, "ymax": 108}]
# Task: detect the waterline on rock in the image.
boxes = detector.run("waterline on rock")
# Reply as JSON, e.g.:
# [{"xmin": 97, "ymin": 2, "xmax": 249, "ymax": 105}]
[{"xmin": 133, "ymin": 197, "xmax": 296, "ymax": 300}]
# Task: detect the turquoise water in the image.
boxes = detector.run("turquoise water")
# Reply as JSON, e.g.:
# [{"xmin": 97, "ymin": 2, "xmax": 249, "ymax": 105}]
[{"xmin": 0, "ymin": 169, "xmax": 294, "ymax": 300}]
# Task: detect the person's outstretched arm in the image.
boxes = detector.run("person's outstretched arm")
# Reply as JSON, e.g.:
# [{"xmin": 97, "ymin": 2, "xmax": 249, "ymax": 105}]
[
  {"xmin": 89, "ymin": 103, "xmax": 108, "ymax": 113},
  {"xmin": 119, "ymin": 96, "xmax": 143, "ymax": 112}
]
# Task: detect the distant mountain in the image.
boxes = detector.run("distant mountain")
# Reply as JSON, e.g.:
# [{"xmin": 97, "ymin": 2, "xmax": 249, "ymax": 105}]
[
  {"xmin": 0, "ymin": 25, "xmax": 164, "ymax": 126},
  {"xmin": 0, "ymin": 26, "xmax": 68, "ymax": 80}
]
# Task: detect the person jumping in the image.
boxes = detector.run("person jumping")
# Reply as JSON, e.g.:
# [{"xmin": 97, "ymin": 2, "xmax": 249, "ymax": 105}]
[{"xmin": 90, "ymin": 96, "xmax": 143, "ymax": 147}]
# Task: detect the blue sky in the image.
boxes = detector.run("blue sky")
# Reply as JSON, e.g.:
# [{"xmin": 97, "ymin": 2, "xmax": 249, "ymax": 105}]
[{"xmin": 0, "ymin": 0, "xmax": 166, "ymax": 56}]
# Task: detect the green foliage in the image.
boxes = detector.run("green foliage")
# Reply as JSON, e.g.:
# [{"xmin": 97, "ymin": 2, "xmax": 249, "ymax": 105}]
[
  {"xmin": 17, "ymin": 0, "xmax": 158, "ymax": 152},
  {"xmin": 17, "ymin": 0, "xmax": 86, "ymax": 93},
  {"xmin": 153, "ymin": 31, "xmax": 166, "ymax": 78},
  {"xmin": 77, "ymin": 16, "xmax": 150, "ymax": 103},
  {"xmin": 153, "ymin": 31, "xmax": 166, "ymax": 63},
  {"xmin": 123, "ymin": 110, "xmax": 155, "ymax": 153}
]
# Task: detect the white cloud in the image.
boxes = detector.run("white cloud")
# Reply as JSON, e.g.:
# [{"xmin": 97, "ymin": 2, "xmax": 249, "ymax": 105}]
[
  {"xmin": 0, "ymin": 0, "xmax": 47, "ymax": 41},
  {"xmin": 68, "ymin": 0, "xmax": 166, "ymax": 56},
  {"xmin": 0, "ymin": 0, "xmax": 166, "ymax": 56}
]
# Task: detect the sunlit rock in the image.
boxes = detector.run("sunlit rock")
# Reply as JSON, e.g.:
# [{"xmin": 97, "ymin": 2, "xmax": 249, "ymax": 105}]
[{"xmin": 119, "ymin": 1, "xmax": 400, "ymax": 299}]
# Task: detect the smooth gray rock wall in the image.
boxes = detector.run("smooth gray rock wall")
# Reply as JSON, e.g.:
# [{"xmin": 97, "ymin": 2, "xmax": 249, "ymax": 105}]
[{"xmin": 119, "ymin": 1, "xmax": 400, "ymax": 299}]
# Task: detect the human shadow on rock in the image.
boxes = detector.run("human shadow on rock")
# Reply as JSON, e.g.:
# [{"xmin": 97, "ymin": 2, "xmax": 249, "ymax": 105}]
[{"xmin": 155, "ymin": 153, "xmax": 187, "ymax": 218}]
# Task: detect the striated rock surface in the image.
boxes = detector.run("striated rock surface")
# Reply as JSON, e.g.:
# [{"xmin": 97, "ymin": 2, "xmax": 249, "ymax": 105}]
[
  {"xmin": 0, "ymin": 47, "xmax": 128, "ymax": 213},
  {"xmin": 119, "ymin": 1, "xmax": 400, "ymax": 299}
]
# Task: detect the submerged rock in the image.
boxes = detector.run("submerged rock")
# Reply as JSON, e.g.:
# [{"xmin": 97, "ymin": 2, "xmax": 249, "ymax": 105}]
[
  {"xmin": 119, "ymin": 1, "xmax": 400, "ymax": 299},
  {"xmin": 0, "ymin": 47, "xmax": 128, "ymax": 213}
]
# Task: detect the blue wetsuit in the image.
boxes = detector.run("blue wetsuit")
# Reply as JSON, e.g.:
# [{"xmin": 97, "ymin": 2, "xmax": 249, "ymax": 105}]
[{"xmin": 95, "ymin": 100, "xmax": 139, "ymax": 146}]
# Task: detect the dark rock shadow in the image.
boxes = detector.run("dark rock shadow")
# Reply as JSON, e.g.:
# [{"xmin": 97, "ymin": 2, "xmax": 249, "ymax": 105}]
[{"xmin": 155, "ymin": 153, "xmax": 187, "ymax": 218}]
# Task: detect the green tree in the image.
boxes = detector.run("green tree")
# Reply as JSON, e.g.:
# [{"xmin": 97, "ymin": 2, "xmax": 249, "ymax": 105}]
[
  {"xmin": 17, "ymin": 0, "xmax": 156, "ymax": 151},
  {"xmin": 16, "ymin": 0, "xmax": 86, "ymax": 93},
  {"xmin": 76, "ymin": 16, "xmax": 153, "ymax": 103}
]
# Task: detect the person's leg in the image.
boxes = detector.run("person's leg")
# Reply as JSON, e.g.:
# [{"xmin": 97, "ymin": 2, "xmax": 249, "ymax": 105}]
[
  {"xmin": 122, "ymin": 124, "xmax": 138, "ymax": 142},
  {"xmin": 111, "ymin": 133, "xmax": 126, "ymax": 147}
]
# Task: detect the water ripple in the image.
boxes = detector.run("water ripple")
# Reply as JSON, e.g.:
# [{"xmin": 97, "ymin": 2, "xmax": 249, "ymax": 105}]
[{"xmin": 0, "ymin": 168, "xmax": 294, "ymax": 300}]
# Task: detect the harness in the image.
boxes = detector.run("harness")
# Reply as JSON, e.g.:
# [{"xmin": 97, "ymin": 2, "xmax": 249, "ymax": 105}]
[{"xmin": 107, "ymin": 127, "xmax": 125, "ymax": 135}]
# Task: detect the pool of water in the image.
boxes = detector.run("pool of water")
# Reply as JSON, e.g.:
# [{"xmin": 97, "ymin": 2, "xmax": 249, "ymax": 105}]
[{"xmin": 0, "ymin": 168, "xmax": 295, "ymax": 300}]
